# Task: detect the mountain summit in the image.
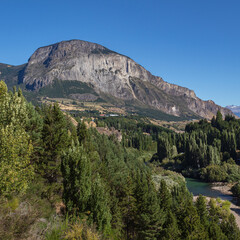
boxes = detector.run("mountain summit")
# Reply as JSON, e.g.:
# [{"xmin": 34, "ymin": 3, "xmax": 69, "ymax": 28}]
[{"xmin": 3, "ymin": 40, "xmax": 234, "ymax": 119}]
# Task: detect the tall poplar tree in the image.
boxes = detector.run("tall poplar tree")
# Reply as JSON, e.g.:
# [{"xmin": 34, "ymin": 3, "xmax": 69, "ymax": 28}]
[{"xmin": 0, "ymin": 81, "xmax": 34, "ymax": 196}]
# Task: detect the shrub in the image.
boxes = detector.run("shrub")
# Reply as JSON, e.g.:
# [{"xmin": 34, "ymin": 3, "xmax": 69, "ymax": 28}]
[
  {"xmin": 200, "ymin": 165, "xmax": 227, "ymax": 182},
  {"xmin": 231, "ymin": 182, "xmax": 240, "ymax": 198}
]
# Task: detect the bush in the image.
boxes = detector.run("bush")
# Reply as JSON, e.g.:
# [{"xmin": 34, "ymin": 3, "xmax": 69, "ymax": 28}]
[
  {"xmin": 231, "ymin": 182, "xmax": 240, "ymax": 198},
  {"xmin": 200, "ymin": 165, "xmax": 227, "ymax": 182},
  {"xmin": 0, "ymin": 197, "xmax": 40, "ymax": 240},
  {"xmin": 64, "ymin": 221, "xmax": 101, "ymax": 240}
]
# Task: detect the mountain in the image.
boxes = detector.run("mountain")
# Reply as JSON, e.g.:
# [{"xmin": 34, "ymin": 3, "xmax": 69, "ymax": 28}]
[
  {"xmin": 226, "ymin": 105, "xmax": 240, "ymax": 117},
  {"xmin": 1, "ymin": 40, "xmax": 234, "ymax": 120}
]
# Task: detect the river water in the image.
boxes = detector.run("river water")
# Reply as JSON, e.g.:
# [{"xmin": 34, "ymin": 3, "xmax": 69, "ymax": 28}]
[{"xmin": 185, "ymin": 177, "xmax": 232, "ymax": 201}]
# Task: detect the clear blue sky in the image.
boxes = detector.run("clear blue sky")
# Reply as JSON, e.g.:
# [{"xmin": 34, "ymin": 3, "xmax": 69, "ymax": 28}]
[{"xmin": 0, "ymin": 0, "xmax": 239, "ymax": 106}]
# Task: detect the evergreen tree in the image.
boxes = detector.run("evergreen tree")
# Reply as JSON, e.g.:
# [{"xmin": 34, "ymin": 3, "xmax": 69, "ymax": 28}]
[
  {"xmin": 89, "ymin": 174, "xmax": 112, "ymax": 235},
  {"xmin": 25, "ymin": 102, "xmax": 43, "ymax": 165},
  {"xmin": 220, "ymin": 214, "xmax": 240, "ymax": 240},
  {"xmin": 40, "ymin": 103, "xmax": 70, "ymax": 182},
  {"xmin": 77, "ymin": 121, "xmax": 89, "ymax": 145},
  {"xmin": 161, "ymin": 211, "xmax": 180, "ymax": 240},
  {"xmin": 119, "ymin": 175, "xmax": 137, "ymax": 240},
  {"xmin": 195, "ymin": 195, "xmax": 209, "ymax": 227},
  {"xmin": 61, "ymin": 144, "xmax": 92, "ymax": 214},
  {"xmin": 158, "ymin": 180, "xmax": 171, "ymax": 212},
  {"xmin": 135, "ymin": 171, "xmax": 162, "ymax": 240},
  {"xmin": 208, "ymin": 222, "xmax": 227, "ymax": 240},
  {"xmin": 178, "ymin": 199, "xmax": 207, "ymax": 240},
  {"xmin": 216, "ymin": 110, "xmax": 224, "ymax": 130}
]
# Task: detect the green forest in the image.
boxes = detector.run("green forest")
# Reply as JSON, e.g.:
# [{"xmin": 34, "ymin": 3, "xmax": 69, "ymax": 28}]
[
  {"xmin": 1, "ymin": 80, "xmax": 240, "ymax": 240},
  {"xmin": 153, "ymin": 112, "xmax": 240, "ymax": 182}
]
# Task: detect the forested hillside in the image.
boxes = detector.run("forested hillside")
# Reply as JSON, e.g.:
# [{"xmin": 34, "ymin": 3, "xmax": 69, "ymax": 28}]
[
  {"xmin": 0, "ymin": 80, "xmax": 240, "ymax": 239},
  {"xmin": 153, "ymin": 111, "xmax": 240, "ymax": 183}
]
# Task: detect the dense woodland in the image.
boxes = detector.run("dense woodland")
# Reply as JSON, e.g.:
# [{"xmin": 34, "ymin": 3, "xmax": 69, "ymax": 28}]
[
  {"xmin": 0, "ymin": 80, "xmax": 240, "ymax": 239},
  {"xmin": 152, "ymin": 112, "xmax": 240, "ymax": 183}
]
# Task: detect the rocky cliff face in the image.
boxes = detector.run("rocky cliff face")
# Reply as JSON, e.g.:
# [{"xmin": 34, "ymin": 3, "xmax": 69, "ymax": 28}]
[{"xmin": 20, "ymin": 40, "xmax": 233, "ymax": 119}]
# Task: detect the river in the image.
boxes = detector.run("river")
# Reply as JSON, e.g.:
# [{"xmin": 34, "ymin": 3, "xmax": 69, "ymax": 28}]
[
  {"xmin": 186, "ymin": 177, "xmax": 240, "ymax": 228},
  {"xmin": 185, "ymin": 177, "xmax": 233, "ymax": 201}
]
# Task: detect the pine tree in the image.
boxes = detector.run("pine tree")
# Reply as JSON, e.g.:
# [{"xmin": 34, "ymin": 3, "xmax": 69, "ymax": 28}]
[
  {"xmin": 208, "ymin": 222, "xmax": 227, "ymax": 240},
  {"xmin": 135, "ymin": 171, "xmax": 162, "ymax": 240},
  {"xmin": 25, "ymin": 102, "xmax": 43, "ymax": 165},
  {"xmin": 178, "ymin": 199, "xmax": 207, "ymax": 240},
  {"xmin": 216, "ymin": 110, "xmax": 224, "ymax": 130},
  {"xmin": 61, "ymin": 144, "xmax": 92, "ymax": 214},
  {"xmin": 158, "ymin": 180, "xmax": 171, "ymax": 212},
  {"xmin": 77, "ymin": 121, "xmax": 89, "ymax": 145},
  {"xmin": 119, "ymin": 175, "xmax": 137, "ymax": 239},
  {"xmin": 220, "ymin": 214, "xmax": 240, "ymax": 240},
  {"xmin": 195, "ymin": 195, "xmax": 209, "ymax": 227},
  {"xmin": 161, "ymin": 211, "xmax": 180, "ymax": 240},
  {"xmin": 40, "ymin": 103, "xmax": 70, "ymax": 182},
  {"xmin": 89, "ymin": 174, "xmax": 112, "ymax": 235}
]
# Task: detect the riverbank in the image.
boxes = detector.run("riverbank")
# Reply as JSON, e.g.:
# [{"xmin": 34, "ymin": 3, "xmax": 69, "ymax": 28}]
[
  {"xmin": 210, "ymin": 182, "xmax": 240, "ymax": 228},
  {"xmin": 193, "ymin": 182, "xmax": 240, "ymax": 228},
  {"xmin": 211, "ymin": 182, "xmax": 234, "ymax": 195}
]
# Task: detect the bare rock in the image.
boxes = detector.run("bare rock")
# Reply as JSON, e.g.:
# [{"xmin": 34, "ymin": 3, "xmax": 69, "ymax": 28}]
[{"xmin": 21, "ymin": 40, "xmax": 233, "ymax": 119}]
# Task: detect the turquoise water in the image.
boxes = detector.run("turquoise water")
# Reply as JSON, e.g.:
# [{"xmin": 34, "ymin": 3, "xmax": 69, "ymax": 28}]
[{"xmin": 185, "ymin": 178, "xmax": 232, "ymax": 201}]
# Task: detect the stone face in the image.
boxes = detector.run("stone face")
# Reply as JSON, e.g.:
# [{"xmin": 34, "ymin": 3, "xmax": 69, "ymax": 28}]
[{"xmin": 21, "ymin": 39, "xmax": 233, "ymax": 119}]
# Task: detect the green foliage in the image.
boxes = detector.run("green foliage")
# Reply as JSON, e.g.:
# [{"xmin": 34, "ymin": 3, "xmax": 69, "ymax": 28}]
[
  {"xmin": 231, "ymin": 181, "xmax": 240, "ymax": 198},
  {"xmin": 200, "ymin": 165, "xmax": 228, "ymax": 182},
  {"xmin": 0, "ymin": 126, "xmax": 34, "ymax": 196},
  {"xmin": 220, "ymin": 214, "xmax": 240, "ymax": 240},
  {"xmin": 1, "ymin": 82, "xmax": 240, "ymax": 239},
  {"xmin": 40, "ymin": 103, "xmax": 71, "ymax": 182},
  {"xmin": 153, "ymin": 111, "xmax": 240, "ymax": 183},
  {"xmin": 77, "ymin": 121, "xmax": 89, "ymax": 145},
  {"xmin": 208, "ymin": 222, "xmax": 228, "ymax": 240},
  {"xmin": 157, "ymin": 132, "xmax": 173, "ymax": 161},
  {"xmin": 134, "ymin": 172, "xmax": 162, "ymax": 240},
  {"xmin": 158, "ymin": 180, "xmax": 172, "ymax": 212},
  {"xmin": 161, "ymin": 211, "xmax": 180, "ymax": 240},
  {"xmin": 28, "ymin": 79, "xmax": 98, "ymax": 99},
  {"xmin": 195, "ymin": 195, "xmax": 208, "ymax": 227},
  {"xmin": 0, "ymin": 81, "xmax": 34, "ymax": 196},
  {"xmin": 118, "ymin": 175, "xmax": 137, "ymax": 239},
  {"xmin": 62, "ymin": 144, "xmax": 92, "ymax": 214},
  {"xmin": 98, "ymin": 116, "xmax": 169, "ymax": 151},
  {"xmin": 89, "ymin": 174, "xmax": 112, "ymax": 235}
]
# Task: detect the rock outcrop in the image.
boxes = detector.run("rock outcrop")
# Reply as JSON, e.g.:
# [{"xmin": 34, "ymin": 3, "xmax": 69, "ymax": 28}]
[{"xmin": 20, "ymin": 40, "xmax": 233, "ymax": 119}]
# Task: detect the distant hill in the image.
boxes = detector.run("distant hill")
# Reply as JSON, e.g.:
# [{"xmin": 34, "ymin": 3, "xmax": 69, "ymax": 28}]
[
  {"xmin": 0, "ymin": 39, "xmax": 234, "ymax": 120},
  {"xmin": 226, "ymin": 105, "xmax": 240, "ymax": 117}
]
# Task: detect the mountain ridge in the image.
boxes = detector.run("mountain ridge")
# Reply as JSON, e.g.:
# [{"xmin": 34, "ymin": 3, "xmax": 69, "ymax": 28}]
[
  {"xmin": 0, "ymin": 39, "xmax": 234, "ymax": 120},
  {"xmin": 226, "ymin": 105, "xmax": 240, "ymax": 117}
]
